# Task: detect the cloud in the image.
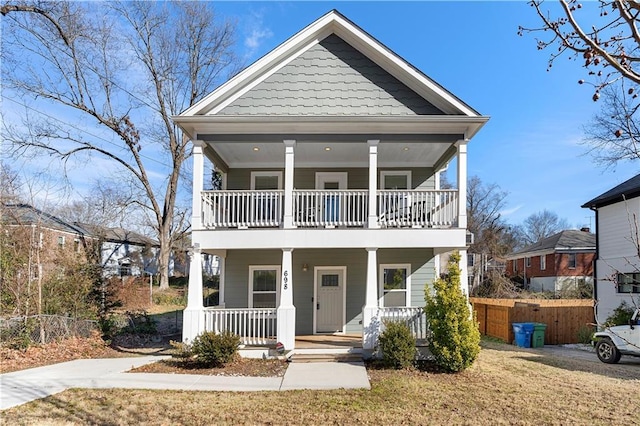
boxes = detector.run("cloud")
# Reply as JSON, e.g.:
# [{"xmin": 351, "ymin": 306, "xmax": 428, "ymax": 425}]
[
  {"xmin": 500, "ymin": 205, "xmax": 523, "ymax": 217},
  {"xmin": 243, "ymin": 10, "xmax": 273, "ymax": 58}
]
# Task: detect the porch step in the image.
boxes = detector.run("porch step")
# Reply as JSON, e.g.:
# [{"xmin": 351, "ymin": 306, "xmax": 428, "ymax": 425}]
[{"xmin": 288, "ymin": 352, "xmax": 363, "ymax": 363}]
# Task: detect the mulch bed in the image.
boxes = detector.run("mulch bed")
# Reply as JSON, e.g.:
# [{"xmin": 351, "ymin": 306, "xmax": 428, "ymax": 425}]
[{"xmin": 130, "ymin": 356, "xmax": 288, "ymax": 377}]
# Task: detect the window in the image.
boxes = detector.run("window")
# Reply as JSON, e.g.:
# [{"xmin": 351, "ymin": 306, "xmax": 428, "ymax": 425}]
[
  {"xmin": 249, "ymin": 266, "xmax": 281, "ymax": 308},
  {"xmin": 251, "ymin": 171, "xmax": 282, "ymax": 190},
  {"xmin": 57, "ymin": 236, "xmax": 65, "ymax": 248},
  {"xmin": 467, "ymin": 254, "xmax": 475, "ymax": 267},
  {"xmin": 525, "ymin": 257, "xmax": 531, "ymax": 268},
  {"xmin": 380, "ymin": 264, "xmax": 411, "ymax": 307},
  {"xmin": 380, "ymin": 171, "xmax": 411, "ymax": 190},
  {"xmin": 540, "ymin": 255, "xmax": 546, "ymax": 270},
  {"xmin": 119, "ymin": 263, "xmax": 132, "ymax": 277},
  {"xmin": 513, "ymin": 260, "xmax": 517, "ymax": 273},
  {"xmin": 567, "ymin": 253, "xmax": 576, "ymax": 269},
  {"xmin": 616, "ymin": 273, "xmax": 640, "ymax": 293}
]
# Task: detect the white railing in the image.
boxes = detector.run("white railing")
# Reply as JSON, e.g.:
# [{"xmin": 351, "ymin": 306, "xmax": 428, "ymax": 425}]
[
  {"xmin": 202, "ymin": 190, "xmax": 284, "ymax": 228},
  {"xmin": 293, "ymin": 190, "xmax": 368, "ymax": 227},
  {"xmin": 377, "ymin": 307, "xmax": 428, "ymax": 340},
  {"xmin": 377, "ymin": 190, "xmax": 458, "ymax": 228},
  {"xmin": 203, "ymin": 308, "xmax": 277, "ymax": 346}
]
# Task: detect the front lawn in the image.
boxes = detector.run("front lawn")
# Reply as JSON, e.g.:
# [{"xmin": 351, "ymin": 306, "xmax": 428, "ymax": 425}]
[{"xmin": 2, "ymin": 341, "xmax": 638, "ymax": 425}]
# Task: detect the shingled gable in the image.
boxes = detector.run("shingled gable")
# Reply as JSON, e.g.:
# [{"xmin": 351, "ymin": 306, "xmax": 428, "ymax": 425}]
[{"xmin": 175, "ymin": 9, "xmax": 486, "ymax": 139}]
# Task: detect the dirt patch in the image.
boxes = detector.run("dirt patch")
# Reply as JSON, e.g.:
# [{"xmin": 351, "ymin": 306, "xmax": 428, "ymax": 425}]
[
  {"xmin": 131, "ymin": 356, "xmax": 288, "ymax": 377},
  {"xmin": 0, "ymin": 332, "xmax": 123, "ymax": 373}
]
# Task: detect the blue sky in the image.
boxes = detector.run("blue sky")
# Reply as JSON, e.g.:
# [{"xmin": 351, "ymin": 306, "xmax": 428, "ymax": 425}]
[{"xmin": 212, "ymin": 0, "xmax": 640, "ymax": 229}]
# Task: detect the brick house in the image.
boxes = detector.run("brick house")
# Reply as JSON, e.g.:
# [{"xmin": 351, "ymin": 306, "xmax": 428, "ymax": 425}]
[{"xmin": 505, "ymin": 229, "xmax": 595, "ymax": 293}]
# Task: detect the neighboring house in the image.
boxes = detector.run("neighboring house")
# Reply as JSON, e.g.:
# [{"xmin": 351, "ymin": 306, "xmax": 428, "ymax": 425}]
[
  {"xmin": 505, "ymin": 229, "xmax": 595, "ymax": 293},
  {"xmin": 2, "ymin": 203, "xmax": 93, "ymax": 281},
  {"xmin": 78, "ymin": 224, "xmax": 160, "ymax": 277},
  {"xmin": 173, "ymin": 10, "xmax": 488, "ymax": 350},
  {"xmin": 582, "ymin": 174, "xmax": 640, "ymax": 324}
]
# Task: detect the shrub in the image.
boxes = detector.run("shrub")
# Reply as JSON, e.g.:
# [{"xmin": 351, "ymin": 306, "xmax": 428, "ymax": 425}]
[
  {"xmin": 604, "ymin": 300, "xmax": 636, "ymax": 327},
  {"xmin": 191, "ymin": 330, "xmax": 240, "ymax": 367},
  {"xmin": 576, "ymin": 325, "xmax": 595, "ymax": 344},
  {"xmin": 169, "ymin": 340, "xmax": 193, "ymax": 359},
  {"xmin": 121, "ymin": 311, "xmax": 157, "ymax": 335},
  {"xmin": 378, "ymin": 320, "xmax": 416, "ymax": 369},
  {"xmin": 425, "ymin": 252, "xmax": 481, "ymax": 373}
]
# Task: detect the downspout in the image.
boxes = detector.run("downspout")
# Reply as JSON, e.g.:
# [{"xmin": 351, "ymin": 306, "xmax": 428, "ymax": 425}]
[{"xmin": 591, "ymin": 207, "xmax": 599, "ymax": 318}]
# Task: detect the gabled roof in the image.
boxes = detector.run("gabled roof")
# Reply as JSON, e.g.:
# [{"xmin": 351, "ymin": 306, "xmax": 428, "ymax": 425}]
[
  {"xmin": 174, "ymin": 9, "xmax": 488, "ymax": 139},
  {"xmin": 2, "ymin": 204, "xmax": 87, "ymax": 236},
  {"xmin": 507, "ymin": 230, "xmax": 596, "ymax": 259},
  {"xmin": 582, "ymin": 173, "xmax": 640, "ymax": 209},
  {"xmin": 76, "ymin": 223, "xmax": 159, "ymax": 247}
]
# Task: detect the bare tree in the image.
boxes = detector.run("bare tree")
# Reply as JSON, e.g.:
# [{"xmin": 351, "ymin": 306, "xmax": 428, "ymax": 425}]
[
  {"xmin": 1, "ymin": 1, "xmax": 238, "ymax": 289},
  {"xmin": 517, "ymin": 209, "xmax": 570, "ymax": 246}
]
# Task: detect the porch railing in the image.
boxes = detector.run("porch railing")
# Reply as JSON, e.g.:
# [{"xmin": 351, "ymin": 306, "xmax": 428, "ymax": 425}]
[
  {"xmin": 377, "ymin": 190, "xmax": 458, "ymax": 228},
  {"xmin": 203, "ymin": 307, "xmax": 277, "ymax": 346},
  {"xmin": 293, "ymin": 190, "xmax": 368, "ymax": 227},
  {"xmin": 202, "ymin": 190, "xmax": 284, "ymax": 228},
  {"xmin": 377, "ymin": 307, "xmax": 428, "ymax": 340}
]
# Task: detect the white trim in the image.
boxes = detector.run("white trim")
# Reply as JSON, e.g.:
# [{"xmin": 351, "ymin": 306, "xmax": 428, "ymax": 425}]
[
  {"xmin": 315, "ymin": 172, "xmax": 348, "ymax": 190},
  {"xmin": 379, "ymin": 263, "xmax": 411, "ymax": 307},
  {"xmin": 313, "ymin": 266, "xmax": 347, "ymax": 334},
  {"xmin": 248, "ymin": 265, "xmax": 282, "ymax": 308},
  {"xmin": 250, "ymin": 171, "xmax": 283, "ymax": 190},
  {"xmin": 380, "ymin": 170, "xmax": 412, "ymax": 190}
]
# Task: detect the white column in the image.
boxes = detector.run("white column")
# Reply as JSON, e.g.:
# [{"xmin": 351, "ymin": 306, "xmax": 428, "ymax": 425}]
[
  {"xmin": 459, "ymin": 248, "xmax": 470, "ymax": 297},
  {"xmin": 192, "ymin": 140, "xmax": 205, "ymax": 230},
  {"xmin": 217, "ymin": 251, "xmax": 226, "ymax": 307},
  {"xmin": 182, "ymin": 246, "xmax": 204, "ymax": 342},
  {"xmin": 456, "ymin": 140, "xmax": 468, "ymax": 229},
  {"xmin": 367, "ymin": 140, "xmax": 379, "ymax": 229},
  {"xmin": 362, "ymin": 247, "xmax": 379, "ymax": 350},
  {"xmin": 283, "ymin": 140, "xmax": 296, "ymax": 228},
  {"xmin": 277, "ymin": 248, "xmax": 296, "ymax": 350}
]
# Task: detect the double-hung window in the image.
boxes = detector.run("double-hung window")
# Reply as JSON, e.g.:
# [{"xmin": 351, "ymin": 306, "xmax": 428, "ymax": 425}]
[
  {"xmin": 567, "ymin": 253, "xmax": 577, "ymax": 269},
  {"xmin": 540, "ymin": 255, "xmax": 546, "ymax": 270},
  {"xmin": 616, "ymin": 273, "xmax": 640, "ymax": 294},
  {"xmin": 249, "ymin": 266, "xmax": 281, "ymax": 308},
  {"xmin": 380, "ymin": 264, "xmax": 411, "ymax": 307}
]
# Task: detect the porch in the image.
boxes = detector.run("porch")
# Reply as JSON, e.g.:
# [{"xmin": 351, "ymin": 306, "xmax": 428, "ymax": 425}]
[{"xmin": 201, "ymin": 306, "xmax": 428, "ymax": 348}]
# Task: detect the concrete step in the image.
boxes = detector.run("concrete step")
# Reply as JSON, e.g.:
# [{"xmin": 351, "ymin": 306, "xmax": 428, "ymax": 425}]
[{"xmin": 288, "ymin": 353, "xmax": 363, "ymax": 363}]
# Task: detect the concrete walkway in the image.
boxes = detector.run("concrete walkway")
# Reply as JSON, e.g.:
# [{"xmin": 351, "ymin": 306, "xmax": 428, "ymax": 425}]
[{"xmin": 0, "ymin": 357, "xmax": 370, "ymax": 410}]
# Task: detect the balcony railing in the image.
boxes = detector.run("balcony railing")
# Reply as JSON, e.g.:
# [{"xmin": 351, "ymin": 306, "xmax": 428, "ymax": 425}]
[
  {"xmin": 203, "ymin": 307, "xmax": 277, "ymax": 346},
  {"xmin": 377, "ymin": 190, "xmax": 458, "ymax": 228},
  {"xmin": 200, "ymin": 189, "xmax": 458, "ymax": 229},
  {"xmin": 202, "ymin": 190, "xmax": 284, "ymax": 228},
  {"xmin": 293, "ymin": 190, "xmax": 368, "ymax": 227}
]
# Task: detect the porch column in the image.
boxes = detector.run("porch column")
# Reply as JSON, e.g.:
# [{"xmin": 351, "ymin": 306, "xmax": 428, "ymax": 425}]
[
  {"xmin": 362, "ymin": 247, "xmax": 378, "ymax": 350},
  {"xmin": 283, "ymin": 140, "xmax": 296, "ymax": 228},
  {"xmin": 459, "ymin": 248, "xmax": 470, "ymax": 297},
  {"xmin": 192, "ymin": 140, "xmax": 205, "ymax": 230},
  {"xmin": 277, "ymin": 248, "xmax": 296, "ymax": 350},
  {"xmin": 368, "ymin": 140, "xmax": 379, "ymax": 229},
  {"xmin": 456, "ymin": 140, "xmax": 468, "ymax": 229},
  {"xmin": 217, "ymin": 251, "xmax": 226, "ymax": 307},
  {"xmin": 182, "ymin": 246, "xmax": 204, "ymax": 342}
]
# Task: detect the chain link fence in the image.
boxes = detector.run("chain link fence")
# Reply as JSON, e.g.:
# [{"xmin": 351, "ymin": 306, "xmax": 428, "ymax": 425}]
[{"xmin": 0, "ymin": 315, "xmax": 98, "ymax": 348}]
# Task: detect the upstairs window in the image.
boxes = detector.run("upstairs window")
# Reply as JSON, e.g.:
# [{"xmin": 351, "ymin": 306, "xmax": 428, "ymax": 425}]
[
  {"xmin": 540, "ymin": 255, "xmax": 546, "ymax": 270},
  {"xmin": 57, "ymin": 236, "xmax": 65, "ymax": 249},
  {"xmin": 567, "ymin": 253, "xmax": 576, "ymax": 269}
]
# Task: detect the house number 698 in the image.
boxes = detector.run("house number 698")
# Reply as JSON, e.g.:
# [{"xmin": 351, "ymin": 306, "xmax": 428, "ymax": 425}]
[{"xmin": 283, "ymin": 270, "xmax": 288, "ymax": 290}]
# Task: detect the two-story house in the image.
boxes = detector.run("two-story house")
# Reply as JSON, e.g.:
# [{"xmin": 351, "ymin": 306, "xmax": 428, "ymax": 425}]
[
  {"xmin": 583, "ymin": 174, "xmax": 640, "ymax": 324},
  {"xmin": 173, "ymin": 10, "xmax": 488, "ymax": 351},
  {"xmin": 505, "ymin": 229, "xmax": 595, "ymax": 294}
]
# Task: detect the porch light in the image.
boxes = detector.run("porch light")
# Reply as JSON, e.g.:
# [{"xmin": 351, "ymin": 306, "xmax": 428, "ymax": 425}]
[
  {"xmin": 253, "ymin": 146, "xmax": 260, "ymax": 151},
  {"xmin": 403, "ymin": 147, "xmax": 410, "ymax": 151},
  {"xmin": 302, "ymin": 263, "xmax": 308, "ymax": 272},
  {"xmin": 324, "ymin": 147, "xmax": 331, "ymax": 151}
]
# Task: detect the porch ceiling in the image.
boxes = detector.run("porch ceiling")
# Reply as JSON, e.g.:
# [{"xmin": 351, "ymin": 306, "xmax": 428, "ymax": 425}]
[{"xmin": 200, "ymin": 135, "xmax": 461, "ymax": 168}]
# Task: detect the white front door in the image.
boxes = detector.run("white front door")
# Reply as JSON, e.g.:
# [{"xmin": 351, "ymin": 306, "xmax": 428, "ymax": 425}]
[{"xmin": 314, "ymin": 267, "xmax": 346, "ymax": 333}]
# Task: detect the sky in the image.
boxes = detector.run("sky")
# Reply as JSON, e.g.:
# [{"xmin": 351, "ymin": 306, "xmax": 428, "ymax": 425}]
[
  {"xmin": 4, "ymin": 1, "xmax": 639, "ymax": 231},
  {"xmin": 208, "ymin": 0, "xmax": 640, "ymax": 230}
]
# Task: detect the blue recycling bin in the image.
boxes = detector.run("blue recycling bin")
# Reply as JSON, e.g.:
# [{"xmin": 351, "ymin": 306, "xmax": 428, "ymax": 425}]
[{"xmin": 512, "ymin": 322, "xmax": 534, "ymax": 348}]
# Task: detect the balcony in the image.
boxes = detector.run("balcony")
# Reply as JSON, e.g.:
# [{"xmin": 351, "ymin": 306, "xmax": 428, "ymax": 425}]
[{"xmin": 201, "ymin": 189, "xmax": 458, "ymax": 229}]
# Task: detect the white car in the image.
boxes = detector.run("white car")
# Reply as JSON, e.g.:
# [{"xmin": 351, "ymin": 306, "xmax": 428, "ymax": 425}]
[{"xmin": 594, "ymin": 307, "xmax": 640, "ymax": 364}]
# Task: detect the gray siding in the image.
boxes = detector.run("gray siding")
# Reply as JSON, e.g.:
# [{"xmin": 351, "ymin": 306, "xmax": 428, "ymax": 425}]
[
  {"xmin": 223, "ymin": 248, "xmax": 436, "ymax": 335},
  {"xmin": 226, "ymin": 167, "xmax": 435, "ymax": 190},
  {"xmin": 218, "ymin": 35, "xmax": 443, "ymax": 116}
]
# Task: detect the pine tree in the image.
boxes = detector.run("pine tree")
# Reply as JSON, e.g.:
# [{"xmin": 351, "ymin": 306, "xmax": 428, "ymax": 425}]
[{"xmin": 425, "ymin": 252, "xmax": 481, "ymax": 372}]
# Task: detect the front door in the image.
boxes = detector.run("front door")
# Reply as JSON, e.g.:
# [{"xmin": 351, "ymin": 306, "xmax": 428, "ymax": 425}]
[{"xmin": 314, "ymin": 267, "xmax": 346, "ymax": 333}]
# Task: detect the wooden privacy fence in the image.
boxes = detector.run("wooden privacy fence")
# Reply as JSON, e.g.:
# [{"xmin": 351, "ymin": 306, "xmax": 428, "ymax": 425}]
[{"xmin": 469, "ymin": 298, "xmax": 595, "ymax": 345}]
